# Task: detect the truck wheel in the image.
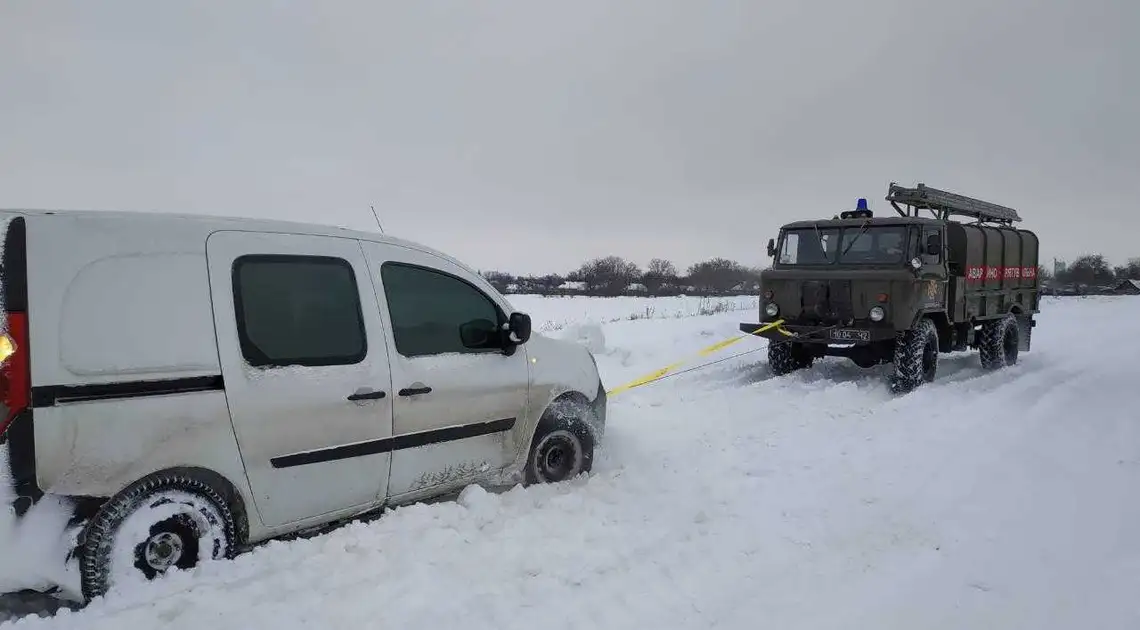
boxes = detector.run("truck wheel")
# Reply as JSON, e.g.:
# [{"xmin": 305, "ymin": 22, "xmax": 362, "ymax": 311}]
[
  {"xmin": 890, "ymin": 317, "xmax": 939, "ymax": 393},
  {"xmin": 978, "ymin": 314, "xmax": 1019, "ymax": 370},
  {"xmin": 768, "ymin": 341, "xmax": 812, "ymax": 376},
  {"xmin": 525, "ymin": 399, "xmax": 596, "ymax": 485},
  {"xmin": 77, "ymin": 470, "xmax": 237, "ymax": 602}
]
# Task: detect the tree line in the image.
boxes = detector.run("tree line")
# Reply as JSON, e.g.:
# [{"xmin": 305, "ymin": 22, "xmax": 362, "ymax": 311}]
[
  {"xmin": 1042, "ymin": 254, "xmax": 1140, "ymax": 287},
  {"xmin": 481, "ymin": 256, "xmax": 765, "ymax": 297},
  {"xmin": 478, "ymin": 253, "xmax": 1140, "ymax": 298}
]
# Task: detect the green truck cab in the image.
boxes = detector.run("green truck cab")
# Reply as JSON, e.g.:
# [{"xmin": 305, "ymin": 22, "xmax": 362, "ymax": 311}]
[{"xmin": 740, "ymin": 183, "xmax": 1040, "ymax": 392}]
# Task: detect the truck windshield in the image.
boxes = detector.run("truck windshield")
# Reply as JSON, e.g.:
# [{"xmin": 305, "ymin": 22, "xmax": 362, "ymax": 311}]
[{"xmin": 777, "ymin": 226, "xmax": 908, "ymax": 265}]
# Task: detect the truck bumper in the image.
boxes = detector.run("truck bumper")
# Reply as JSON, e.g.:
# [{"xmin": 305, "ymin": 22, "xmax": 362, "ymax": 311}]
[{"xmin": 739, "ymin": 321, "xmax": 897, "ymax": 345}]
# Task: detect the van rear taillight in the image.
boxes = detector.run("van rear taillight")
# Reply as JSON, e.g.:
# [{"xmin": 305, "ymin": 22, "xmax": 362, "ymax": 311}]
[{"xmin": 0, "ymin": 311, "xmax": 30, "ymax": 436}]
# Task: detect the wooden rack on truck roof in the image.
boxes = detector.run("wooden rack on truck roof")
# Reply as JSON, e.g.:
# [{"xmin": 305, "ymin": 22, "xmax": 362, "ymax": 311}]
[{"xmin": 885, "ymin": 182, "xmax": 1022, "ymax": 225}]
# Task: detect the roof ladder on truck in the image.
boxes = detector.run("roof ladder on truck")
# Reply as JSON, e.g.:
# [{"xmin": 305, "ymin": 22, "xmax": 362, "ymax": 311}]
[{"xmin": 885, "ymin": 182, "xmax": 1022, "ymax": 225}]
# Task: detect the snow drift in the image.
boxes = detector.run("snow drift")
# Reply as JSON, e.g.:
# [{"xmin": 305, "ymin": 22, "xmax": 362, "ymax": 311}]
[
  {"xmin": 4, "ymin": 295, "xmax": 1140, "ymax": 629},
  {"xmin": 0, "ymin": 447, "xmax": 79, "ymax": 600}
]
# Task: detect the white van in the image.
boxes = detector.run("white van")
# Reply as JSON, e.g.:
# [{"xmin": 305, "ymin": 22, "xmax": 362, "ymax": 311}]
[{"xmin": 0, "ymin": 209, "xmax": 606, "ymax": 602}]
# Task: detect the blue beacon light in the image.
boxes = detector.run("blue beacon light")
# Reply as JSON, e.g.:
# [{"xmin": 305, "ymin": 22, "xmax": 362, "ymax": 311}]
[{"xmin": 856, "ymin": 198, "xmax": 868, "ymax": 210}]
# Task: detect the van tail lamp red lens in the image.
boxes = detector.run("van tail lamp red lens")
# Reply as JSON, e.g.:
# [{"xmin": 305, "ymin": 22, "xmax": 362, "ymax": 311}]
[
  {"xmin": 876, "ymin": 293, "xmax": 890, "ymax": 302},
  {"xmin": 764, "ymin": 290, "xmax": 774, "ymax": 299},
  {"xmin": 0, "ymin": 312, "xmax": 30, "ymax": 437}
]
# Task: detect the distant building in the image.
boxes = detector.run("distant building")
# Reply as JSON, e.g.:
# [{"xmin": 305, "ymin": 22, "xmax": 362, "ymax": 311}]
[{"xmin": 1111, "ymin": 279, "xmax": 1140, "ymax": 295}]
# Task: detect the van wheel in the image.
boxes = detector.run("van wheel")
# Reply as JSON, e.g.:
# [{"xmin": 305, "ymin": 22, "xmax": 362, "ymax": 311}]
[
  {"xmin": 890, "ymin": 317, "xmax": 939, "ymax": 393},
  {"xmin": 78, "ymin": 470, "xmax": 236, "ymax": 602},
  {"xmin": 525, "ymin": 399, "xmax": 596, "ymax": 485},
  {"xmin": 978, "ymin": 314, "xmax": 1019, "ymax": 370}
]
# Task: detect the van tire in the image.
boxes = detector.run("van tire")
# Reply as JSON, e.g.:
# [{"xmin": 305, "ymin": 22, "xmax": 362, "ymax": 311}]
[
  {"xmin": 978, "ymin": 314, "xmax": 1019, "ymax": 370},
  {"xmin": 78, "ymin": 469, "xmax": 237, "ymax": 602},
  {"xmin": 890, "ymin": 317, "xmax": 939, "ymax": 393},
  {"xmin": 524, "ymin": 399, "xmax": 596, "ymax": 485}
]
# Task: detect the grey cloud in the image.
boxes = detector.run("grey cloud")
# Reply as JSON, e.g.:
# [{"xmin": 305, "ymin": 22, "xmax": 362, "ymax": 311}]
[{"xmin": 1, "ymin": 0, "xmax": 1136, "ymax": 274}]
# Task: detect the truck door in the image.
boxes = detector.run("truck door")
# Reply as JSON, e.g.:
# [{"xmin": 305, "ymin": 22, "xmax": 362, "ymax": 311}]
[
  {"xmin": 917, "ymin": 225, "xmax": 949, "ymax": 311},
  {"xmin": 206, "ymin": 230, "xmax": 394, "ymax": 528}
]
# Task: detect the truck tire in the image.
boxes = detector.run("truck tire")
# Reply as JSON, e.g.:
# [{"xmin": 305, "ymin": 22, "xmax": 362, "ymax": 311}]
[
  {"xmin": 78, "ymin": 470, "xmax": 237, "ymax": 602},
  {"xmin": 978, "ymin": 314, "xmax": 1019, "ymax": 370},
  {"xmin": 768, "ymin": 340, "xmax": 812, "ymax": 376},
  {"xmin": 890, "ymin": 317, "xmax": 939, "ymax": 393}
]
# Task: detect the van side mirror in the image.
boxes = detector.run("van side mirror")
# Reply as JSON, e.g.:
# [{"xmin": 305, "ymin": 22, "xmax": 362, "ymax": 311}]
[
  {"xmin": 507, "ymin": 312, "xmax": 532, "ymax": 344},
  {"xmin": 767, "ymin": 238, "xmax": 776, "ymax": 258},
  {"xmin": 925, "ymin": 234, "xmax": 942, "ymax": 256}
]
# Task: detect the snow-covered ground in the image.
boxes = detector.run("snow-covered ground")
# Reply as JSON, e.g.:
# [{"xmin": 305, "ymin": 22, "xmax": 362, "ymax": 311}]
[
  {"xmin": 506, "ymin": 293, "xmax": 759, "ymax": 332},
  {"xmin": 5, "ymin": 294, "xmax": 1140, "ymax": 629}
]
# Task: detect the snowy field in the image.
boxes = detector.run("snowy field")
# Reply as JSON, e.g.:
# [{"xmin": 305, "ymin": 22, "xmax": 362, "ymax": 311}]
[
  {"xmin": 507, "ymin": 293, "xmax": 759, "ymax": 332},
  {"xmin": 5, "ymin": 294, "xmax": 1140, "ymax": 629}
]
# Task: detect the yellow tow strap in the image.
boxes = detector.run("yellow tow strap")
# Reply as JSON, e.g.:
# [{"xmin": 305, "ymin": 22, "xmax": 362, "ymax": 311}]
[{"xmin": 605, "ymin": 319, "xmax": 792, "ymax": 396}]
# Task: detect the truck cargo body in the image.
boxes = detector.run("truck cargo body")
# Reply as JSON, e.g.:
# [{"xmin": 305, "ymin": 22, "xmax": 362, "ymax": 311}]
[{"xmin": 947, "ymin": 222, "xmax": 1040, "ymax": 321}]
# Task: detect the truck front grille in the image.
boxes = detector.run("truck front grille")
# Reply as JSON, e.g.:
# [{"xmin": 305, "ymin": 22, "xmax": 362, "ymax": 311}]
[{"xmin": 800, "ymin": 280, "xmax": 854, "ymax": 322}]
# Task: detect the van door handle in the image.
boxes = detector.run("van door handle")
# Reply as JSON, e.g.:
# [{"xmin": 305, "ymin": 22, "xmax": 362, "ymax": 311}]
[
  {"xmin": 398, "ymin": 386, "xmax": 432, "ymax": 397},
  {"xmin": 347, "ymin": 389, "xmax": 387, "ymax": 401}
]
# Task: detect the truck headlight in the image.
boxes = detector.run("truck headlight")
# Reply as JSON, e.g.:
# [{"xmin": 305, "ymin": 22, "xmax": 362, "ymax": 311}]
[
  {"xmin": 765, "ymin": 303, "xmax": 779, "ymax": 317},
  {"xmin": 869, "ymin": 306, "xmax": 885, "ymax": 322}
]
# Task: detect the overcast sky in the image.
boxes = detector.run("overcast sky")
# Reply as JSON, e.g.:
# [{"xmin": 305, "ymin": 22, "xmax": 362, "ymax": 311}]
[{"xmin": 2, "ymin": 0, "xmax": 1136, "ymax": 274}]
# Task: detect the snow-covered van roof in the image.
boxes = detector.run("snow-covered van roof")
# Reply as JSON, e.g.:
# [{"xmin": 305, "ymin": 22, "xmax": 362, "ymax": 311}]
[{"xmin": 0, "ymin": 207, "xmax": 479, "ymax": 276}]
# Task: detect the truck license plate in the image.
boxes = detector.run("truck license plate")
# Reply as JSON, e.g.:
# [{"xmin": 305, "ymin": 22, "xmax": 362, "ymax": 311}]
[{"xmin": 831, "ymin": 328, "xmax": 870, "ymax": 342}]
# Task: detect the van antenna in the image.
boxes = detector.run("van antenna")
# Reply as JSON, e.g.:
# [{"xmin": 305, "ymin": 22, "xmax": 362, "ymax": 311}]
[{"xmin": 369, "ymin": 205, "xmax": 385, "ymax": 234}]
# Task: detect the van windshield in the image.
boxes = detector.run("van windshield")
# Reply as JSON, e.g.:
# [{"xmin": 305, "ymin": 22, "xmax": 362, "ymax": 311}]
[{"xmin": 777, "ymin": 225, "xmax": 909, "ymax": 266}]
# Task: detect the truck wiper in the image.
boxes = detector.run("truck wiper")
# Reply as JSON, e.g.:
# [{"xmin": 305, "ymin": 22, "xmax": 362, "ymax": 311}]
[
  {"xmin": 840, "ymin": 220, "xmax": 871, "ymax": 257},
  {"xmin": 812, "ymin": 222, "xmax": 826, "ymax": 258}
]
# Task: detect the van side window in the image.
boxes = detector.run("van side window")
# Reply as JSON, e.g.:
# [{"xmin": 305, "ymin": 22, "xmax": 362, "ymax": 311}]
[
  {"xmin": 232, "ymin": 255, "xmax": 367, "ymax": 367},
  {"xmin": 380, "ymin": 262, "xmax": 502, "ymax": 358}
]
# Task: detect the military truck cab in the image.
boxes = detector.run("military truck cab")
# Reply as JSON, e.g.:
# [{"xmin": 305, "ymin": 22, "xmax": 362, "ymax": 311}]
[{"xmin": 741, "ymin": 183, "xmax": 1040, "ymax": 392}]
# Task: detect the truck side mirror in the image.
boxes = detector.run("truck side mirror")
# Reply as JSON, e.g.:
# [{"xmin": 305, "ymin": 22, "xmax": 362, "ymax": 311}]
[
  {"xmin": 925, "ymin": 234, "xmax": 942, "ymax": 256},
  {"xmin": 767, "ymin": 238, "xmax": 776, "ymax": 258}
]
